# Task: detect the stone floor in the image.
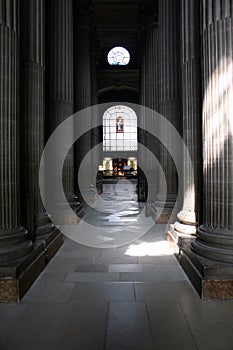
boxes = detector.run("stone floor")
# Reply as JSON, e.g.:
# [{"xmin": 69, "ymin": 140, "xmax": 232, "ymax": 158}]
[{"xmin": 1, "ymin": 182, "xmax": 233, "ymax": 350}]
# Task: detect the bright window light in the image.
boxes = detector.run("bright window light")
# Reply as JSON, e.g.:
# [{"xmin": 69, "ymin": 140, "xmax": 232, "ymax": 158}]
[{"xmin": 107, "ymin": 46, "xmax": 130, "ymax": 66}]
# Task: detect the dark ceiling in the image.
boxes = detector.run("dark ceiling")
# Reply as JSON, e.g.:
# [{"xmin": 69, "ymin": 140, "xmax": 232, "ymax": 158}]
[
  {"xmin": 94, "ymin": 0, "xmax": 143, "ymax": 48},
  {"xmin": 79, "ymin": 0, "xmax": 158, "ymax": 101}
]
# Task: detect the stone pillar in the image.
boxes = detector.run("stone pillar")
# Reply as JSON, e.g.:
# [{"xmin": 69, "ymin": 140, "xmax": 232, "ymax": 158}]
[
  {"xmin": 169, "ymin": 0, "xmax": 202, "ymax": 239},
  {"xmin": 20, "ymin": 0, "xmax": 59, "ymax": 254},
  {"xmin": 74, "ymin": 2, "xmax": 92, "ymax": 200},
  {"xmin": 91, "ymin": 34, "xmax": 99, "ymax": 107},
  {"xmin": 192, "ymin": 0, "xmax": 233, "ymax": 263},
  {"xmin": 138, "ymin": 48, "xmax": 148, "ymax": 202},
  {"xmin": 146, "ymin": 20, "xmax": 159, "ymax": 206},
  {"xmin": 144, "ymin": 18, "xmax": 158, "ymax": 112},
  {"xmin": 45, "ymin": 0, "xmax": 80, "ymax": 223},
  {"xmin": 0, "ymin": 0, "xmax": 45, "ymax": 302},
  {"xmin": 90, "ymin": 34, "xmax": 101, "ymax": 171},
  {"xmin": 156, "ymin": 0, "xmax": 182, "ymax": 223},
  {"xmin": 139, "ymin": 9, "xmax": 159, "ymax": 208},
  {"xmin": 179, "ymin": 1, "xmax": 233, "ymax": 299}
]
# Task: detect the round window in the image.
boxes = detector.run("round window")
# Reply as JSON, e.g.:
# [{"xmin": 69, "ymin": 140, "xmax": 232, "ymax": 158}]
[{"xmin": 107, "ymin": 46, "xmax": 130, "ymax": 66}]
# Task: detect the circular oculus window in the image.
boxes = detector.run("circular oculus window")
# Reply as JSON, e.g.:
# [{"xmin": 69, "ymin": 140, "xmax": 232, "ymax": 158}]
[{"xmin": 107, "ymin": 46, "xmax": 130, "ymax": 66}]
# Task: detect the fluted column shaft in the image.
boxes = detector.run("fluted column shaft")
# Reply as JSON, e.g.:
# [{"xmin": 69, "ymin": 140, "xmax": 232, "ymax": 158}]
[
  {"xmin": 173, "ymin": 0, "xmax": 202, "ymax": 235},
  {"xmin": 157, "ymin": 0, "xmax": 181, "ymax": 220},
  {"xmin": 145, "ymin": 24, "xmax": 158, "ymax": 112},
  {"xmin": 192, "ymin": 0, "xmax": 233, "ymax": 263},
  {"xmin": 141, "ymin": 18, "xmax": 159, "ymax": 203},
  {"xmin": 74, "ymin": 26, "xmax": 92, "ymax": 111},
  {"xmin": 74, "ymin": 5, "xmax": 92, "ymax": 197},
  {"xmin": 20, "ymin": 0, "xmax": 55, "ymax": 240},
  {"xmin": 45, "ymin": 0, "xmax": 74, "ymax": 199},
  {"xmin": 0, "ymin": 0, "xmax": 33, "ymax": 262}
]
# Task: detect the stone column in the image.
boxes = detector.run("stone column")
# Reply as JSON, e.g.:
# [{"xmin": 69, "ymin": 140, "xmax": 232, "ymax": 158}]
[
  {"xmin": 146, "ymin": 20, "xmax": 159, "ymax": 206},
  {"xmin": 191, "ymin": 0, "xmax": 233, "ymax": 264},
  {"xmin": 156, "ymin": 0, "xmax": 181, "ymax": 223},
  {"xmin": 74, "ymin": 2, "xmax": 93, "ymax": 201},
  {"xmin": 45, "ymin": 0, "xmax": 80, "ymax": 223},
  {"xmin": 20, "ymin": 0, "xmax": 58, "ymax": 251},
  {"xmin": 169, "ymin": 0, "xmax": 202, "ymax": 239},
  {"xmin": 144, "ymin": 16, "xmax": 158, "ymax": 112},
  {"xmin": 0, "ymin": 0, "xmax": 45, "ymax": 302},
  {"xmin": 138, "ymin": 48, "xmax": 148, "ymax": 202},
  {"xmin": 139, "ymin": 9, "xmax": 159, "ymax": 208},
  {"xmin": 90, "ymin": 34, "xmax": 101, "ymax": 172}
]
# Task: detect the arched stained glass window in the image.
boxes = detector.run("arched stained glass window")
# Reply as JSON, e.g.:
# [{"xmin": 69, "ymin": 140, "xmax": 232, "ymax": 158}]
[
  {"xmin": 103, "ymin": 105, "xmax": 137, "ymax": 152},
  {"xmin": 107, "ymin": 46, "xmax": 130, "ymax": 66}
]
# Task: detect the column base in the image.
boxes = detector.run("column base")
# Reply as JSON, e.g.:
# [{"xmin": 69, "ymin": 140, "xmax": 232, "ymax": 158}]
[
  {"xmin": 152, "ymin": 194, "xmax": 178, "ymax": 223},
  {"xmin": 36, "ymin": 229, "xmax": 63, "ymax": 263},
  {"xmin": 175, "ymin": 237, "xmax": 233, "ymax": 299},
  {"xmin": 50, "ymin": 195, "xmax": 85, "ymax": 225},
  {"xmin": 167, "ymin": 221, "xmax": 196, "ymax": 253},
  {"xmin": 149, "ymin": 203, "xmax": 172, "ymax": 223},
  {"xmin": 0, "ymin": 243, "xmax": 46, "ymax": 302}
]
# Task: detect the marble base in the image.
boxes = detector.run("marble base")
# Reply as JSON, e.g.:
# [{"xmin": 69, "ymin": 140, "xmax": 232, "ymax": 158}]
[
  {"xmin": 36, "ymin": 229, "xmax": 63, "ymax": 262},
  {"xmin": 157, "ymin": 213, "xmax": 171, "ymax": 224},
  {"xmin": 46, "ymin": 231, "xmax": 63, "ymax": 262},
  {"xmin": 0, "ymin": 243, "xmax": 46, "ymax": 302},
  {"xmin": 149, "ymin": 203, "xmax": 171, "ymax": 223},
  {"xmin": 176, "ymin": 238, "xmax": 233, "ymax": 300},
  {"xmin": 0, "ymin": 231, "xmax": 64, "ymax": 302}
]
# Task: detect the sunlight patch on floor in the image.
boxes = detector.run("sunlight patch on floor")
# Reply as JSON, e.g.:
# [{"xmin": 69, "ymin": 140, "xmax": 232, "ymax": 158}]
[{"xmin": 125, "ymin": 240, "xmax": 173, "ymax": 257}]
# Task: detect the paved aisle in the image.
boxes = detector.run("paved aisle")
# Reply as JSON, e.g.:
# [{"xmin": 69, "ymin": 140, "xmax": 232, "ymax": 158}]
[{"xmin": 1, "ymin": 183, "xmax": 233, "ymax": 350}]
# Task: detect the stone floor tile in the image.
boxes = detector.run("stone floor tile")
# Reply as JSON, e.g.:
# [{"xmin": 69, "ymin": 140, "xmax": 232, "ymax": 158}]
[
  {"xmin": 147, "ymin": 301, "xmax": 198, "ymax": 350},
  {"xmin": 39, "ymin": 270, "xmax": 67, "ymax": 282},
  {"xmin": 75, "ymin": 264, "xmax": 109, "ymax": 272},
  {"xmin": 70, "ymin": 282, "xmax": 135, "ymax": 302},
  {"xmin": 2, "ymin": 342, "xmax": 62, "ymax": 350},
  {"xmin": 135, "ymin": 281, "xmax": 199, "ymax": 301},
  {"xmin": 94, "ymin": 255, "xmax": 139, "ymax": 265},
  {"xmin": 0, "ymin": 303, "xmax": 28, "ymax": 348},
  {"xmin": 108, "ymin": 264, "xmax": 143, "ymax": 272},
  {"xmin": 142, "ymin": 264, "xmax": 187, "ymax": 280},
  {"xmin": 21, "ymin": 281, "xmax": 75, "ymax": 303},
  {"xmin": 45, "ymin": 256, "xmax": 94, "ymax": 271},
  {"xmin": 3, "ymin": 302, "xmax": 73, "ymax": 344},
  {"xmin": 180, "ymin": 299, "xmax": 233, "ymax": 325},
  {"xmin": 120, "ymin": 270, "xmax": 187, "ymax": 282},
  {"xmin": 106, "ymin": 302, "xmax": 153, "ymax": 349},
  {"xmin": 190, "ymin": 322, "xmax": 233, "ymax": 350},
  {"xmin": 65, "ymin": 272, "xmax": 120, "ymax": 282},
  {"xmin": 139, "ymin": 255, "xmax": 180, "ymax": 265},
  {"xmin": 61, "ymin": 301, "xmax": 108, "ymax": 350}
]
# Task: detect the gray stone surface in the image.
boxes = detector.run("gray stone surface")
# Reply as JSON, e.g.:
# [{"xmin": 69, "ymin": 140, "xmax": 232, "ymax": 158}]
[
  {"xmin": 1, "ymin": 220, "xmax": 233, "ymax": 349},
  {"xmin": 171, "ymin": 0, "xmax": 202, "ymax": 236},
  {"xmin": 0, "ymin": 0, "xmax": 33, "ymax": 266},
  {"xmin": 192, "ymin": 0, "xmax": 233, "ymax": 263},
  {"xmin": 20, "ymin": 0, "xmax": 56, "ymax": 242},
  {"xmin": 156, "ymin": 0, "xmax": 182, "ymax": 219},
  {"xmin": 45, "ymin": 0, "xmax": 78, "ymax": 220}
]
